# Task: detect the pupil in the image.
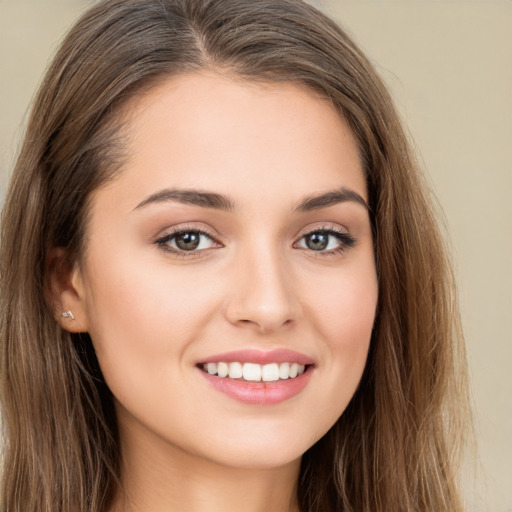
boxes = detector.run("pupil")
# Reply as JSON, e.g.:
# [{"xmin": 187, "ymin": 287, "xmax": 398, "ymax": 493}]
[
  {"xmin": 176, "ymin": 232, "xmax": 200, "ymax": 250},
  {"xmin": 307, "ymin": 232, "xmax": 328, "ymax": 251}
]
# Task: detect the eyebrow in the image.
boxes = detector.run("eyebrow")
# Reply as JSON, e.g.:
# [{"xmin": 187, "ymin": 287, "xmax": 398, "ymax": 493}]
[
  {"xmin": 133, "ymin": 186, "xmax": 369, "ymax": 213},
  {"xmin": 134, "ymin": 189, "xmax": 235, "ymax": 211},
  {"xmin": 294, "ymin": 187, "xmax": 369, "ymax": 212}
]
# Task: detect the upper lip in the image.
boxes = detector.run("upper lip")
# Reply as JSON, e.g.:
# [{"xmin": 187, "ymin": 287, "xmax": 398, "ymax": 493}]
[{"xmin": 198, "ymin": 348, "xmax": 315, "ymax": 366}]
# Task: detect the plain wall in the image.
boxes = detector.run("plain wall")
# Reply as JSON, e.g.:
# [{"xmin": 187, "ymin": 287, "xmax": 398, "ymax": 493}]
[{"xmin": 1, "ymin": 1, "xmax": 511, "ymax": 511}]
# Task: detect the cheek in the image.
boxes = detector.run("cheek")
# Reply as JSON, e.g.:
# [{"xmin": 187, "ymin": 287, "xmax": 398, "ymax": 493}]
[
  {"xmin": 81, "ymin": 259, "xmax": 224, "ymax": 432},
  {"xmin": 86, "ymin": 245, "xmax": 215, "ymax": 328},
  {"xmin": 82, "ymin": 253, "xmax": 222, "ymax": 384},
  {"xmin": 304, "ymin": 260, "xmax": 377, "ymax": 408},
  {"xmin": 308, "ymin": 258, "xmax": 378, "ymax": 344}
]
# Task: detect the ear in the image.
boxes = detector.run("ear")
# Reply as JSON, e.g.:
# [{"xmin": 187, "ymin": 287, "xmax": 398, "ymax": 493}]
[{"xmin": 46, "ymin": 248, "xmax": 89, "ymax": 333}]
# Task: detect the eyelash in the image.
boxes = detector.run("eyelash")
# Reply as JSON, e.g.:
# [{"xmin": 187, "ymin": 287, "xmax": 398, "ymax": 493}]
[
  {"xmin": 294, "ymin": 226, "xmax": 356, "ymax": 256},
  {"xmin": 154, "ymin": 225, "xmax": 356, "ymax": 257},
  {"xmin": 155, "ymin": 226, "xmax": 219, "ymax": 257}
]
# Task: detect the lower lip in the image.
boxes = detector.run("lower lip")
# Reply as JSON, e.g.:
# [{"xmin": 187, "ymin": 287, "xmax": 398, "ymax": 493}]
[{"xmin": 199, "ymin": 367, "xmax": 313, "ymax": 405}]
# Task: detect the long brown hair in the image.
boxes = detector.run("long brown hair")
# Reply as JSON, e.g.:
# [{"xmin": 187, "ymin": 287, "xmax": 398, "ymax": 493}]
[{"xmin": 0, "ymin": 0, "xmax": 470, "ymax": 510}]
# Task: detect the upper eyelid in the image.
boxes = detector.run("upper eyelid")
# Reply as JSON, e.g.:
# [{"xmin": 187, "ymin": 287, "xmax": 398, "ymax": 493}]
[
  {"xmin": 295, "ymin": 228, "xmax": 355, "ymax": 244},
  {"xmin": 294, "ymin": 223, "xmax": 351, "ymax": 239},
  {"xmin": 295, "ymin": 224, "xmax": 356, "ymax": 246},
  {"xmin": 157, "ymin": 229, "xmax": 213, "ymax": 243},
  {"xmin": 154, "ymin": 224, "xmax": 219, "ymax": 242}
]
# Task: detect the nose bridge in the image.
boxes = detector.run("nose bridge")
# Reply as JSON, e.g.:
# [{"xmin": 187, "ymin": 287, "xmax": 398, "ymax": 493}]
[{"xmin": 225, "ymin": 236, "xmax": 299, "ymax": 333}]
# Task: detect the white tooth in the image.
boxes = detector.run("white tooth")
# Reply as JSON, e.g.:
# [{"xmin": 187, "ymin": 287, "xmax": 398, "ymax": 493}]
[
  {"xmin": 217, "ymin": 362, "xmax": 229, "ymax": 378},
  {"xmin": 297, "ymin": 364, "xmax": 305, "ymax": 375},
  {"xmin": 262, "ymin": 363, "xmax": 279, "ymax": 382},
  {"xmin": 243, "ymin": 363, "xmax": 262, "ymax": 382},
  {"xmin": 228, "ymin": 362, "xmax": 243, "ymax": 379},
  {"xmin": 206, "ymin": 362, "xmax": 218, "ymax": 375},
  {"xmin": 279, "ymin": 362, "xmax": 290, "ymax": 380},
  {"xmin": 289, "ymin": 363, "xmax": 299, "ymax": 378}
]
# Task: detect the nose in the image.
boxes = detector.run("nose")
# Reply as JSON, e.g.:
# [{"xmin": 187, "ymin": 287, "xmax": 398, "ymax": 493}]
[{"xmin": 224, "ymin": 245, "xmax": 301, "ymax": 334}]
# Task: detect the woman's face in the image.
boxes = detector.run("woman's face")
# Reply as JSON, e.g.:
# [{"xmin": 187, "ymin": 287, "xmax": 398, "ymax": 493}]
[{"xmin": 66, "ymin": 72, "xmax": 378, "ymax": 470}]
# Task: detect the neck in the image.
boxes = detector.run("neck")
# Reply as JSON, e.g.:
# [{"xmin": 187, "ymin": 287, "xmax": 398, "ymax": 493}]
[{"xmin": 110, "ymin": 410, "xmax": 301, "ymax": 512}]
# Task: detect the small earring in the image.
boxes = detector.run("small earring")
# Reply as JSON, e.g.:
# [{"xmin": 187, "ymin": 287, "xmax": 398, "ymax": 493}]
[{"xmin": 61, "ymin": 310, "xmax": 75, "ymax": 320}]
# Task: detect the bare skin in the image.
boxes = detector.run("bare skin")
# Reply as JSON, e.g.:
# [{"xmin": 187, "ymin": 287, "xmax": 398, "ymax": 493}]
[
  {"xmin": 54, "ymin": 72, "xmax": 377, "ymax": 512},
  {"xmin": 113, "ymin": 421, "xmax": 300, "ymax": 512}
]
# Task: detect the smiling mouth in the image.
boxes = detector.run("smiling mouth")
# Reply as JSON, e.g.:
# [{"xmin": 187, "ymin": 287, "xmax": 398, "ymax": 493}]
[{"xmin": 199, "ymin": 362, "xmax": 309, "ymax": 382}]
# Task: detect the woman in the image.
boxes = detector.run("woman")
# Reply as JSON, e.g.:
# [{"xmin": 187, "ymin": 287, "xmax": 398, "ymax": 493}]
[{"xmin": 0, "ymin": 0, "xmax": 470, "ymax": 511}]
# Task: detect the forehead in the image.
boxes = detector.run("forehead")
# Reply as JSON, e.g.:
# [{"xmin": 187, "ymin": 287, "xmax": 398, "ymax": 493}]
[{"xmin": 97, "ymin": 71, "xmax": 366, "ymax": 210}]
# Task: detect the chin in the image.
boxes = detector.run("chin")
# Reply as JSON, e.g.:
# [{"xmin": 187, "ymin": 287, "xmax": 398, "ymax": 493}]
[
  {"xmin": 191, "ymin": 425, "xmax": 325, "ymax": 471},
  {"xmin": 204, "ymin": 444, "xmax": 305, "ymax": 471}
]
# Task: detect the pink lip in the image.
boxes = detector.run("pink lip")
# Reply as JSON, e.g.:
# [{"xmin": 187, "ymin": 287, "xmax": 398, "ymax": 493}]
[
  {"xmin": 197, "ymin": 349, "xmax": 315, "ymax": 405},
  {"xmin": 198, "ymin": 367, "xmax": 313, "ymax": 405},
  {"xmin": 199, "ymin": 348, "xmax": 314, "ymax": 366}
]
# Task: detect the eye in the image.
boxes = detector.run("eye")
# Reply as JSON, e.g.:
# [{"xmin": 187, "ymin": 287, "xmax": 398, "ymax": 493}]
[
  {"xmin": 156, "ymin": 229, "xmax": 217, "ymax": 253},
  {"xmin": 296, "ymin": 228, "xmax": 356, "ymax": 253}
]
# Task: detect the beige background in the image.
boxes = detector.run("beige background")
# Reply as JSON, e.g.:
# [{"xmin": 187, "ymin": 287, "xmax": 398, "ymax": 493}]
[{"xmin": 1, "ymin": 1, "xmax": 511, "ymax": 510}]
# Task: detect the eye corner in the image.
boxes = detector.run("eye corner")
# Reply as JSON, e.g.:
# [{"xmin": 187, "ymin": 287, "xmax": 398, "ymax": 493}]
[
  {"xmin": 154, "ymin": 226, "xmax": 223, "ymax": 256},
  {"xmin": 294, "ymin": 225, "xmax": 357, "ymax": 256}
]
